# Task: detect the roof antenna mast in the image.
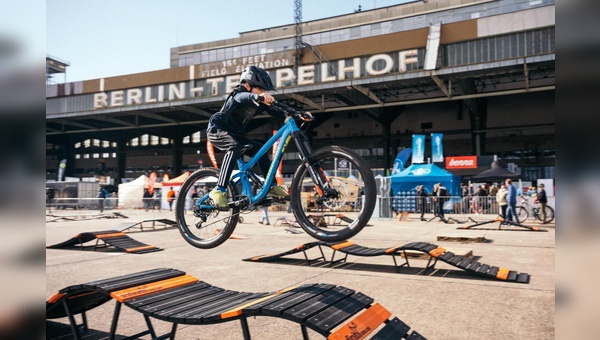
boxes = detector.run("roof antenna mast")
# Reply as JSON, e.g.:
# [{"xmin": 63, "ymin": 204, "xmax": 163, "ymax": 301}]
[{"xmin": 294, "ymin": 0, "xmax": 303, "ymax": 84}]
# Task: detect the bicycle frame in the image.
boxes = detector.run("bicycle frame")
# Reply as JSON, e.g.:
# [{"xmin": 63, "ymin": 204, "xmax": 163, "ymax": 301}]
[{"xmin": 195, "ymin": 115, "xmax": 327, "ymax": 209}]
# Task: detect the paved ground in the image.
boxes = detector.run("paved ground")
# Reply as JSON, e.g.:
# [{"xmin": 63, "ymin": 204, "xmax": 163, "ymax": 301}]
[{"xmin": 46, "ymin": 208, "xmax": 555, "ymax": 339}]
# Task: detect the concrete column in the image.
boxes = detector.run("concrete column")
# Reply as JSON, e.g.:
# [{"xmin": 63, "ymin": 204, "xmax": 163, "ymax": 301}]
[
  {"xmin": 172, "ymin": 136, "xmax": 183, "ymax": 176},
  {"xmin": 116, "ymin": 134, "xmax": 127, "ymax": 185}
]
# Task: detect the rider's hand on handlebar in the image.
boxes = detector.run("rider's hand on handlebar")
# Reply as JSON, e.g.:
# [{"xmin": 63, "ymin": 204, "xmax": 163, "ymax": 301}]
[
  {"xmin": 257, "ymin": 93, "xmax": 274, "ymax": 105},
  {"xmin": 300, "ymin": 111, "xmax": 314, "ymax": 122}
]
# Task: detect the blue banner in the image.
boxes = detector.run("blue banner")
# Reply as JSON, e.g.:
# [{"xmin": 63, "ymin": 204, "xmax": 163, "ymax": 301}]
[
  {"xmin": 411, "ymin": 135, "xmax": 425, "ymax": 164},
  {"xmin": 391, "ymin": 148, "xmax": 412, "ymax": 175},
  {"xmin": 431, "ymin": 133, "xmax": 444, "ymax": 162}
]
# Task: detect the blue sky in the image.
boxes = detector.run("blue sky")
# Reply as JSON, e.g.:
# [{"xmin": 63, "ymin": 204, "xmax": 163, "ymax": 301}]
[{"xmin": 47, "ymin": 0, "xmax": 411, "ymax": 82}]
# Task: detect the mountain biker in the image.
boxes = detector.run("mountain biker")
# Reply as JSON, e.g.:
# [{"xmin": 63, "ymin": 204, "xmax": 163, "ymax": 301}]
[{"xmin": 207, "ymin": 66, "xmax": 313, "ymax": 208}]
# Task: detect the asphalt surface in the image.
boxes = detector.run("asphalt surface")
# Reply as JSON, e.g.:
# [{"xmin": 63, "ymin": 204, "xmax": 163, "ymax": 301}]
[{"xmin": 46, "ymin": 208, "xmax": 555, "ymax": 339}]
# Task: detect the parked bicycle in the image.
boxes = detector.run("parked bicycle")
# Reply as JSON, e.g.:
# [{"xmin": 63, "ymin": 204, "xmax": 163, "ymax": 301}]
[
  {"xmin": 516, "ymin": 195, "xmax": 554, "ymax": 224},
  {"xmin": 176, "ymin": 100, "xmax": 376, "ymax": 249}
]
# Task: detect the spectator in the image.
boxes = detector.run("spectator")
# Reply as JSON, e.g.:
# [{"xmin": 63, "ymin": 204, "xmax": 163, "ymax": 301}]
[
  {"xmin": 143, "ymin": 187, "xmax": 153, "ymax": 212},
  {"xmin": 528, "ymin": 186, "xmax": 538, "ymax": 199},
  {"xmin": 488, "ymin": 183, "xmax": 498, "ymax": 197},
  {"xmin": 535, "ymin": 183, "xmax": 548, "ymax": 223},
  {"xmin": 167, "ymin": 187, "xmax": 176, "ymax": 212},
  {"xmin": 433, "ymin": 183, "xmax": 448, "ymax": 221},
  {"xmin": 259, "ymin": 206, "xmax": 270, "ymax": 225},
  {"xmin": 505, "ymin": 179, "xmax": 520, "ymax": 224},
  {"xmin": 98, "ymin": 187, "xmax": 109, "ymax": 213},
  {"xmin": 496, "ymin": 184, "xmax": 508, "ymax": 219},
  {"xmin": 472, "ymin": 185, "xmax": 487, "ymax": 214}
]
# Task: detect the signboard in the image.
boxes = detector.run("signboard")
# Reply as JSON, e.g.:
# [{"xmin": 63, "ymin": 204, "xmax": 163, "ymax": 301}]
[
  {"xmin": 92, "ymin": 49, "xmax": 421, "ymax": 110},
  {"xmin": 337, "ymin": 158, "xmax": 350, "ymax": 171},
  {"xmin": 445, "ymin": 156, "xmax": 477, "ymax": 169}
]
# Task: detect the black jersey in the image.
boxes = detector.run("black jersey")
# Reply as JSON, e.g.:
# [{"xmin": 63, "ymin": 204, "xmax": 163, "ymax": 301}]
[{"xmin": 207, "ymin": 85, "xmax": 285, "ymax": 136}]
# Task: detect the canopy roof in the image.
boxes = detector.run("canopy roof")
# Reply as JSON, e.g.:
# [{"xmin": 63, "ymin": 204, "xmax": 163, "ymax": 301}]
[
  {"xmin": 471, "ymin": 161, "xmax": 520, "ymax": 182},
  {"xmin": 389, "ymin": 163, "xmax": 461, "ymax": 196}
]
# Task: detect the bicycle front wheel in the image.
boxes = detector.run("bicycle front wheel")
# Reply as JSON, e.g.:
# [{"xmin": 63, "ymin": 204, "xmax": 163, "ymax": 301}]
[
  {"xmin": 290, "ymin": 146, "xmax": 376, "ymax": 242},
  {"xmin": 516, "ymin": 206, "xmax": 528, "ymax": 222},
  {"xmin": 175, "ymin": 168, "xmax": 240, "ymax": 249}
]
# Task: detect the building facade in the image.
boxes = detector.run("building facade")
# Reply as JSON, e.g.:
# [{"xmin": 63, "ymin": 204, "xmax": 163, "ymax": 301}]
[{"xmin": 46, "ymin": 0, "xmax": 555, "ymax": 184}]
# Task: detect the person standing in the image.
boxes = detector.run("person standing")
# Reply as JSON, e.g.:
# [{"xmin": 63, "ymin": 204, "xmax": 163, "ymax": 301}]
[
  {"xmin": 505, "ymin": 179, "xmax": 520, "ymax": 224},
  {"xmin": 143, "ymin": 187, "xmax": 153, "ymax": 212},
  {"xmin": 167, "ymin": 187, "xmax": 176, "ymax": 212},
  {"xmin": 433, "ymin": 183, "xmax": 448, "ymax": 221},
  {"xmin": 98, "ymin": 187, "xmax": 109, "ymax": 213},
  {"xmin": 535, "ymin": 183, "xmax": 548, "ymax": 223},
  {"xmin": 496, "ymin": 184, "xmax": 508, "ymax": 219},
  {"xmin": 259, "ymin": 206, "xmax": 270, "ymax": 225},
  {"xmin": 416, "ymin": 185, "xmax": 428, "ymax": 221}
]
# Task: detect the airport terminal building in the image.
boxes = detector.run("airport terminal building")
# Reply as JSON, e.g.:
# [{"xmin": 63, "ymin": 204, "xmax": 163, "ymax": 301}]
[{"xmin": 46, "ymin": 0, "xmax": 555, "ymax": 185}]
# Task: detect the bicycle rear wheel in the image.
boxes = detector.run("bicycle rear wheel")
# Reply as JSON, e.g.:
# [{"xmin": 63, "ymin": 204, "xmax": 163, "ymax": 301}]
[
  {"xmin": 536, "ymin": 205, "xmax": 554, "ymax": 224},
  {"xmin": 289, "ymin": 146, "xmax": 376, "ymax": 242},
  {"xmin": 175, "ymin": 168, "xmax": 240, "ymax": 249}
]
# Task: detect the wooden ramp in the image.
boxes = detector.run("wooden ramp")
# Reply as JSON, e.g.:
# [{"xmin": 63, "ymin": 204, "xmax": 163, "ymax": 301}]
[
  {"xmin": 117, "ymin": 218, "xmax": 177, "ymax": 233},
  {"xmin": 47, "ymin": 268, "xmax": 427, "ymax": 340},
  {"xmin": 458, "ymin": 216, "xmax": 548, "ymax": 232},
  {"xmin": 46, "ymin": 212, "xmax": 129, "ymax": 223},
  {"xmin": 244, "ymin": 241, "xmax": 530, "ymax": 284},
  {"xmin": 46, "ymin": 230, "xmax": 162, "ymax": 254}
]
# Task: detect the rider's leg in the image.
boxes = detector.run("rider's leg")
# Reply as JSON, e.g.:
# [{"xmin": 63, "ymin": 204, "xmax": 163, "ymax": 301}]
[{"xmin": 208, "ymin": 132, "xmax": 242, "ymax": 207}]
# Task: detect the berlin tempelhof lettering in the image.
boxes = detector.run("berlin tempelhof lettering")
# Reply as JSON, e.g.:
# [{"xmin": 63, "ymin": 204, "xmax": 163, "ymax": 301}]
[{"xmin": 93, "ymin": 50, "xmax": 419, "ymax": 109}]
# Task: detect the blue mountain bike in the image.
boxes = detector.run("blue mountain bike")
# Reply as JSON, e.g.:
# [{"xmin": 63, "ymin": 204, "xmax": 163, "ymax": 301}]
[{"xmin": 175, "ymin": 101, "xmax": 376, "ymax": 249}]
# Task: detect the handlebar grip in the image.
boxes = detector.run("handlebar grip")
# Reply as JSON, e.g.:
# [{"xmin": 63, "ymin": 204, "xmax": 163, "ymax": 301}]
[{"xmin": 255, "ymin": 94, "xmax": 265, "ymax": 102}]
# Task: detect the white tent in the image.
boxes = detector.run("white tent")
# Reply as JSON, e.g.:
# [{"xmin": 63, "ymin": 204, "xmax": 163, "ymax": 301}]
[{"xmin": 118, "ymin": 175, "xmax": 149, "ymax": 209}]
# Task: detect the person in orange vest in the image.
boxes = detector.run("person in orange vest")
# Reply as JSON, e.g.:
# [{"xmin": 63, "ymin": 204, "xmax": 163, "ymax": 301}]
[{"xmin": 167, "ymin": 187, "xmax": 176, "ymax": 212}]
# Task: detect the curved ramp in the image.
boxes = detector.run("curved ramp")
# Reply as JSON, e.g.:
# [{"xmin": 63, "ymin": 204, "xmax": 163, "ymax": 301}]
[
  {"xmin": 458, "ymin": 216, "xmax": 548, "ymax": 232},
  {"xmin": 244, "ymin": 241, "xmax": 530, "ymax": 284},
  {"xmin": 47, "ymin": 268, "xmax": 427, "ymax": 340},
  {"xmin": 46, "ymin": 230, "xmax": 162, "ymax": 254},
  {"xmin": 117, "ymin": 218, "xmax": 177, "ymax": 233}
]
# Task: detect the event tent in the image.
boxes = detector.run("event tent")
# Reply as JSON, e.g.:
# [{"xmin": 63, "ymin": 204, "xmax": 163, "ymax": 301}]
[
  {"xmin": 160, "ymin": 172, "xmax": 190, "ymax": 210},
  {"xmin": 471, "ymin": 161, "xmax": 520, "ymax": 182},
  {"xmin": 118, "ymin": 175, "xmax": 149, "ymax": 209},
  {"xmin": 389, "ymin": 163, "xmax": 461, "ymax": 196}
]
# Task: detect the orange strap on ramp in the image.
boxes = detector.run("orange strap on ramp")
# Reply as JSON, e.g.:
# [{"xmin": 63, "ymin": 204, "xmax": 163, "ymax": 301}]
[
  {"xmin": 111, "ymin": 274, "xmax": 199, "ymax": 302},
  {"xmin": 96, "ymin": 232, "xmax": 126, "ymax": 238},
  {"xmin": 328, "ymin": 303, "xmax": 391, "ymax": 340},
  {"xmin": 331, "ymin": 241, "xmax": 354, "ymax": 250}
]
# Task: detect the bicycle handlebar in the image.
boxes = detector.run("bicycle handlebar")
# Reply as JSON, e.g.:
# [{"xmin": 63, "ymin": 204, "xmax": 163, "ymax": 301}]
[{"xmin": 255, "ymin": 95, "xmax": 314, "ymax": 121}]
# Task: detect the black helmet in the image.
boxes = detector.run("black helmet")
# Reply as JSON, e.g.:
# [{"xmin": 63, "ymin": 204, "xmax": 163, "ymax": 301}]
[{"xmin": 240, "ymin": 66, "xmax": 276, "ymax": 91}]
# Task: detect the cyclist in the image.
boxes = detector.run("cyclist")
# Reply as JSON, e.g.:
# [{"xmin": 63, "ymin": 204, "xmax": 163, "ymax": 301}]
[{"xmin": 207, "ymin": 66, "xmax": 312, "ymax": 208}]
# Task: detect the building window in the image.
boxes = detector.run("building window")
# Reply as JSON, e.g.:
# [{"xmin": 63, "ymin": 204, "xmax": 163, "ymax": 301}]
[{"xmin": 443, "ymin": 28, "xmax": 555, "ymax": 67}]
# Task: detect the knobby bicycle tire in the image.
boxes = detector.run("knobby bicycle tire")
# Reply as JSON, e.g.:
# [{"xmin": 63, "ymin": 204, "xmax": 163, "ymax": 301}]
[
  {"xmin": 175, "ymin": 168, "xmax": 240, "ymax": 249},
  {"xmin": 289, "ymin": 146, "xmax": 376, "ymax": 242}
]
